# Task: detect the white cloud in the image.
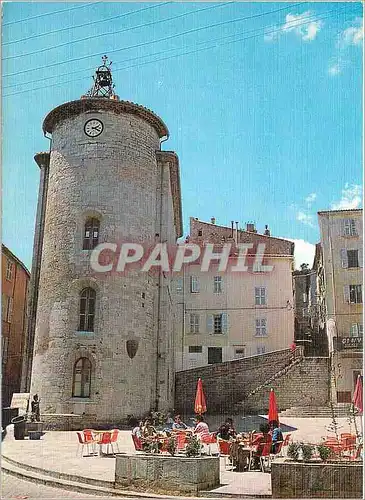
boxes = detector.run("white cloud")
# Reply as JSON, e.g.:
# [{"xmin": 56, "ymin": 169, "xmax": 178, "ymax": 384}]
[
  {"xmin": 341, "ymin": 19, "xmax": 363, "ymax": 47},
  {"xmin": 328, "ymin": 60, "xmax": 344, "ymax": 76},
  {"xmin": 331, "ymin": 183, "xmax": 363, "ymax": 210},
  {"xmin": 329, "ymin": 18, "xmax": 363, "ymax": 76},
  {"xmin": 305, "ymin": 193, "xmax": 317, "ymax": 206},
  {"xmin": 296, "ymin": 211, "xmax": 315, "ymax": 228},
  {"xmin": 265, "ymin": 11, "xmax": 323, "ymax": 42},
  {"xmin": 286, "ymin": 238, "xmax": 316, "ymax": 270}
]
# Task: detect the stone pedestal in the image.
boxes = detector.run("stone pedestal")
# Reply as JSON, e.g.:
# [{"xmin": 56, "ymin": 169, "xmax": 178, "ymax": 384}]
[
  {"xmin": 271, "ymin": 460, "xmax": 363, "ymax": 498},
  {"xmin": 25, "ymin": 421, "xmax": 43, "ymax": 435},
  {"xmin": 115, "ymin": 455, "xmax": 220, "ymax": 495}
]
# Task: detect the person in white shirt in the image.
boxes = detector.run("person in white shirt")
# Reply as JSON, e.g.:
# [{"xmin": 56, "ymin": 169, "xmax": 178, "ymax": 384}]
[
  {"xmin": 132, "ymin": 421, "xmax": 143, "ymax": 438},
  {"xmin": 194, "ymin": 415, "xmax": 210, "ymax": 441}
]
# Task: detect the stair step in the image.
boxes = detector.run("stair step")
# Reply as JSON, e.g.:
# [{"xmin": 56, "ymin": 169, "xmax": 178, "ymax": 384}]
[{"xmin": 1, "ymin": 457, "xmax": 190, "ymax": 500}]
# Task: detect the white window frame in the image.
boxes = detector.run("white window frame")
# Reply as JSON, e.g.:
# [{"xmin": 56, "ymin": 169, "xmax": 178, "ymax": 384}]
[
  {"xmin": 213, "ymin": 276, "xmax": 222, "ymax": 294},
  {"xmin": 189, "ymin": 313, "xmax": 199, "ymax": 334},
  {"xmin": 255, "ymin": 318, "xmax": 267, "ymax": 337},
  {"xmin": 7, "ymin": 297, "xmax": 13, "ymax": 323},
  {"xmin": 257, "ymin": 345, "xmax": 266, "ymax": 355},
  {"xmin": 213, "ymin": 314, "xmax": 223, "ymax": 334},
  {"xmin": 255, "ymin": 287, "xmax": 266, "ymax": 306},
  {"xmin": 5, "ymin": 260, "xmax": 13, "ymax": 281},
  {"xmin": 190, "ymin": 276, "xmax": 199, "ymax": 293},
  {"xmin": 343, "ymin": 219, "xmax": 357, "ymax": 236},
  {"xmin": 349, "ymin": 285, "xmax": 362, "ymax": 304},
  {"xmin": 347, "ymin": 249, "xmax": 359, "ymax": 268}
]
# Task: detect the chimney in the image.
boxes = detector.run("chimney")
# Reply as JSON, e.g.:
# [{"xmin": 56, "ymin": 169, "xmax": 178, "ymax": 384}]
[
  {"xmin": 264, "ymin": 225, "xmax": 271, "ymax": 236},
  {"xmin": 231, "ymin": 221, "xmax": 234, "ymax": 238},
  {"xmin": 246, "ymin": 222, "xmax": 255, "ymax": 232},
  {"xmin": 235, "ymin": 221, "xmax": 239, "ymax": 243},
  {"xmin": 211, "ymin": 217, "xmax": 216, "ymax": 224}
]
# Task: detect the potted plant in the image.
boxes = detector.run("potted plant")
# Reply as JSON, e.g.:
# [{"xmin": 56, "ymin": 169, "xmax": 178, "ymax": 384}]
[
  {"xmin": 317, "ymin": 445, "xmax": 331, "ymax": 462},
  {"xmin": 185, "ymin": 435, "xmax": 202, "ymax": 457},
  {"xmin": 287, "ymin": 442, "xmax": 301, "ymax": 461},
  {"xmin": 167, "ymin": 436, "xmax": 177, "ymax": 456}
]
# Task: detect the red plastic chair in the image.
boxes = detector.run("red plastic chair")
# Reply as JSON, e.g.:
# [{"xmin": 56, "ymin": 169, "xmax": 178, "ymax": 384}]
[
  {"xmin": 83, "ymin": 429, "xmax": 97, "ymax": 451},
  {"xmin": 132, "ymin": 433, "xmax": 144, "ymax": 452},
  {"xmin": 99, "ymin": 431, "xmax": 113, "ymax": 455},
  {"xmin": 217, "ymin": 438, "xmax": 233, "ymax": 469},
  {"xmin": 176, "ymin": 433, "xmax": 188, "ymax": 453},
  {"xmin": 76, "ymin": 431, "xmax": 87, "ymax": 457},
  {"xmin": 250, "ymin": 437, "xmax": 272, "ymax": 472},
  {"xmin": 110, "ymin": 429, "xmax": 120, "ymax": 454}
]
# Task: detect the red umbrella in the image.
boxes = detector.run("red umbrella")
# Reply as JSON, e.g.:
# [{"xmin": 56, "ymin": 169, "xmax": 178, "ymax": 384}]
[
  {"xmin": 353, "ymin": 375, "xmax": 363, "ymax": 414},
  {"xmin": 194, "ymin": 378, "xmax": 207, "ymax": 415},
  {"xmin": 268, "ymin": 388, "xmax": 279, "ymax": 424}
]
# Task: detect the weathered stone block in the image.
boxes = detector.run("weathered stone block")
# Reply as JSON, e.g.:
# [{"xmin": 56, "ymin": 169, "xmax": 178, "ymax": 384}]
[
  {"xmin": 271, "ymin": 460, "xmax": 363, "ymax": 498},
  {"xmin": 115, "ymin": 454, "xmax": 220, "ymax": 494}
]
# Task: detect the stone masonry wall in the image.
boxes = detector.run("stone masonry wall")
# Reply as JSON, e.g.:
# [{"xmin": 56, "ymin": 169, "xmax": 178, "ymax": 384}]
[
  {"xmin": 175, "ymin": 349, "xmax": 329, "ymax": 414},
  {"xmin": 30, "ymin": 102, "xmax": 179, "ymax": 424}
]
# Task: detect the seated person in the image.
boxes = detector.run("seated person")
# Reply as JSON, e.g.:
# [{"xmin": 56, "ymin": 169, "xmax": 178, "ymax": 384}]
[
  {"xmin": 218, "ymin": 418, "xmax": 236, "ymax": 440},
  {"xmin": 194, "ymin": 415, "xmax": 210, "ymax": 441},
  {"xmin": 271, "ymin": 420, "xmax": 283, "ymax": 454},
  {"xmin": 172, "ymin": 414, "xmax": 188, "ymax": 430},
  {"xmin": 132, "ymin": 420, "xmax": 143, "ymax": 438},
  {"xmin": 251, "ymin": 423, "xmax": 271, "ymax": 469},
  {"xmin": 142, "ymin": 419, "xmax": 157, "ymax": 438}
]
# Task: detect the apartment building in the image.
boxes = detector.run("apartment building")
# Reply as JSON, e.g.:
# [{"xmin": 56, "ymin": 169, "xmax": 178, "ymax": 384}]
[
  {"xmin": 318, "ymin": 209, "xmax": 363, "ymax": 402},
  {"xmin": 1, "ymin": 245, "xmax": 30, "ymax": 407},
  {"xmin": 175, "ymin": 218, "xmax": 295, "ymax": 370}
]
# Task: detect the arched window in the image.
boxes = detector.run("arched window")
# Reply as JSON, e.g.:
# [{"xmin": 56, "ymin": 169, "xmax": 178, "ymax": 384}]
[
  {"xmin": 78, "ymin": 288, "xmax": 96, "ymax": 332},
  {"xmin": 72, "ymin": 357, "xmax": 91, "ymax": 398},
  {"xmin": 83, "ymin": 218, "xmax": 100, "ymax": 250}
]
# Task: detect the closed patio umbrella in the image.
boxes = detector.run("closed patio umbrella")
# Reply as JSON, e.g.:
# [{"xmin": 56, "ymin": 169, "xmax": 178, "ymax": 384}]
[
  {"xmin": 352, "ymin": 375, "xmax": 363, "ymax": 436},
  {"xmin": 268, "ymin": 388, "xmax": 279, "ymax": 425},
  {"xmin": 353, "ymin": 375, "xmax": 363, "ymax": 414},
  {"xmin": 194, "ymin": 378, "xmax": 207, "ymax": 415}
]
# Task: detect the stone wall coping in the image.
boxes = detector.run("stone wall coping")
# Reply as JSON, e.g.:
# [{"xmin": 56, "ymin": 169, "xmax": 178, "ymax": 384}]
[
  {"xmin": 43, "ymin": 99, "xmax": 169, "ymax": 138},
  {"xmin": 176, "ymin": 347, "xmax": 300, "ymax": 374}
]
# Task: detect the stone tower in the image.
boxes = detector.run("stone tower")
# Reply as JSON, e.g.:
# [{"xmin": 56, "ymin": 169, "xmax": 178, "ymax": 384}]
[{"xmin": 27, "ymin": 58, "xmax": 182, "ymax": 427}]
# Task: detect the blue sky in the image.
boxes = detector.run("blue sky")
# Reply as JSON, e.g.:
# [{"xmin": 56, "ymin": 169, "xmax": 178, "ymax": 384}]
[{"xmin": 2, "ymin": 2, "xmax": 363, "ymax": 270}]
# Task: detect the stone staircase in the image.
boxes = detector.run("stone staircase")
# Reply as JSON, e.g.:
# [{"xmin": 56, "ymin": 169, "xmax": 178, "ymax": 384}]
[
  {"xmin": 234, "ymin": 355, "xmax": 305, "ymax": 413},
  {"xmin": 279, "ymin": 404, "xmax": 353, "ymax": 418}
]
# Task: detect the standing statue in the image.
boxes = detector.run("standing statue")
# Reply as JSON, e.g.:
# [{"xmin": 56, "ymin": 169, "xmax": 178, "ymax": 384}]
[{"xmin": 30, "ymin": 394, "xmax": 41, "ymax": 422}]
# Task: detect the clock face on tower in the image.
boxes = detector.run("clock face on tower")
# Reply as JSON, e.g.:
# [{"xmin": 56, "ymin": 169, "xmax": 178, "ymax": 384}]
[{"xmin": 84, "ymin": 119, "xmax": 104, "ymax": 137}]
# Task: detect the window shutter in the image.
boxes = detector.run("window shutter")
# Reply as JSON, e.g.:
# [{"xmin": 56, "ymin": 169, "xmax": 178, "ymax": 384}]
[
  {"xmin": 343, "ymin": 285, "xmax": 350, "ymax": 303},
  {"xmin": 340, "ymin": 249, "xmax": 348, "ymax": 268},
  {"xmin": 359, "ymin": 247, "xmax": 363, "ymax": 268},
  {"xmin": 340, "ymin": 219, "xmax": 346, "ymax": 236},
  {"xmin": 351, "ymin": 219, "xmax": 357, "ymax": 235},
  {"xmin": 206, "ymin": 314, "xmax": 213, "ymax": 334},
  {"xmin": 222, "ymin": 312, "xmax": 228, "ymax": 333}
]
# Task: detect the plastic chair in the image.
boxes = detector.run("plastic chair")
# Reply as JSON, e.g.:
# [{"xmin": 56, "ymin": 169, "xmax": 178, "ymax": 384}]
[
  {"xmin": 217, "ymin": 438, "xmax": 233, "ymax": 469},
  {"xmin": 200, "ymin": 433, "xmax": 217, "ymax": 455},
  {"xmin": 258, "ymin": 440, "xmax": 272, "ymax": 472},
  {"xmin": 76, "ymin": 431, "xmax": 95, "ymax": 457},
  {"xmin": 132, "ymin": 433, "xmax": 144, "ymax": 452},
  {"xmin": 83, "ymin": 429, "xmax": 97, "ymax": 453},
  {"xmin": 110, "ymin": 429, "xmax": 120, "ymax": 454},
  {"xmin": 176, "ymin": 433, "xmax": 188, "ymax": 453},
  {"xmin": 76, "ymin": 431, "xmax": 86, "ymax": 457},
  {"xmin": 250, "ymin": 437, "xmax": 272, "ymax": 472},
  {"xmin": 99, "ymin": 431, "xmax": 113, "ymax": 455}
]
